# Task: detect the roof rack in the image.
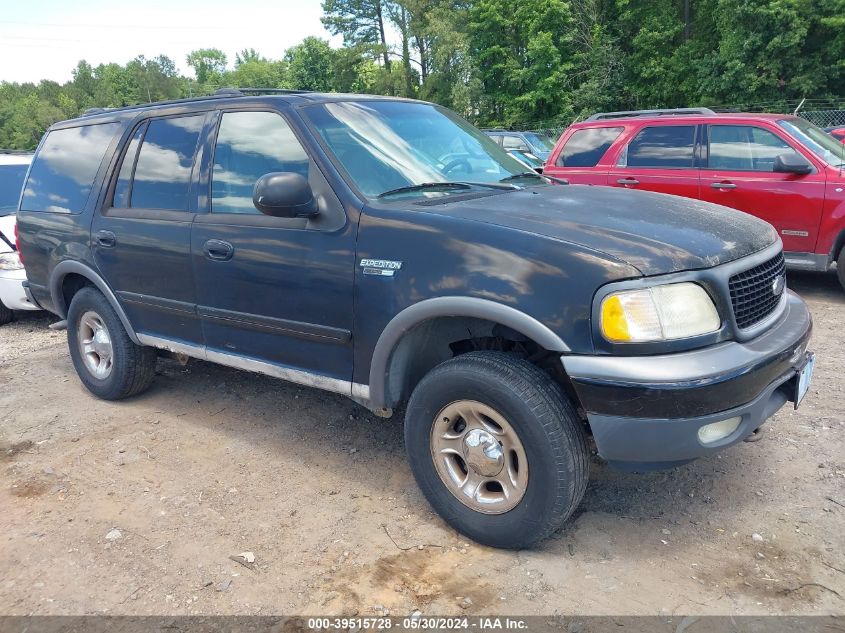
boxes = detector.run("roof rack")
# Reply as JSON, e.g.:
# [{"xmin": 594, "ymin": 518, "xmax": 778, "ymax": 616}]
[
  {"xmin": 0, "ymin": 149, "xmax": 34, "ymax": 154},
  {"xmin": 586, "ymin": 107, "xmax": 716, "ymax": 121},
  {"xmin": 74, "ymin": 87, "xmax": 312, "ymax": 120},
  {"xmin": 237, "ymin": 88, "xmax": 313, "ymax": 95}
]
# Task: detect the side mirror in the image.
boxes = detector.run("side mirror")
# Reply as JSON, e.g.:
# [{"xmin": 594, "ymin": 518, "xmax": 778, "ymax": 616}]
[
  {"xmin": 253, "ymin": 172, "xmax": 319, "ymax": 218},
  {"xmin": 773, "ymin": 152, "xmax": 813, "ymax": 175}
]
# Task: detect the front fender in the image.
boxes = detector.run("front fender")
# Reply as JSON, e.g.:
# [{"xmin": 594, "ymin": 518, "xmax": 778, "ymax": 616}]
[{"xmin": 367, "ymin": 296, "xmax": 569, "ymax": 409}]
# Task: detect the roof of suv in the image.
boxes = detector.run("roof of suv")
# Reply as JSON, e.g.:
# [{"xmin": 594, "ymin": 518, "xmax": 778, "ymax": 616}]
[
  {"xmin": 572, "ymin": 109, "xmax": 796, "ymax": 128},
  {"xmin": 68, "ymin": 88, "xmax": 417, "ymax": 126}
]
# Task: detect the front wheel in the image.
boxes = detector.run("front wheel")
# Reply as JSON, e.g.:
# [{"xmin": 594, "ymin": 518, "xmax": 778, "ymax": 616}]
[
  {"xmin": 67, "ymin": 286, "xmax": 157, "ymax": 400},
  {"xmin": 405, "ymin": 351, "xmax": 589, "ymax": 549},
  {"xmin": 838, "ymin": 249, "xmax": 845, "ymax": 292}
]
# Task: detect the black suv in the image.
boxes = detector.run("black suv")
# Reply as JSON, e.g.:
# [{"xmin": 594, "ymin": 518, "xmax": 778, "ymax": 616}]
[{"xmin": 17, "ymin": 89, "xmax": 814, "ymax": 549}]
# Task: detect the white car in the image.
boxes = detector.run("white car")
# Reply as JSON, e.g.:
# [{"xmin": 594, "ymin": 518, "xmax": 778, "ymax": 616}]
[{"xmin": 0, "ymin": 151, "xmax": 38, "ymax": 324}]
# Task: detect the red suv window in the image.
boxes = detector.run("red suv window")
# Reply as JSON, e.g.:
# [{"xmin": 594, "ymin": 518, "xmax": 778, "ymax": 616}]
[
  {"xmin": 556, "ymin": 127, "xmax": 623, "ymax": 167},
  {"xmin": 620, "ymin": 125, "xmax": 697, "ymax": 168}
]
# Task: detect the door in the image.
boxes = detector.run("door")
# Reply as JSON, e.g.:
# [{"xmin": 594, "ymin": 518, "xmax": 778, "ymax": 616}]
[
  {"xmin": 92, "ymin": 112, "xmax": 209, "ymax": 344},
  {"xmin": 699, "ymin": 124, "xmax": 826, "ymax": 253},
  {"xmin": 191, "ymin": 109, "xmax": 355, "ymax": 382},
  {"xmin": 607, "ymin": 124, "xmax": 701, "ymax": 199}
]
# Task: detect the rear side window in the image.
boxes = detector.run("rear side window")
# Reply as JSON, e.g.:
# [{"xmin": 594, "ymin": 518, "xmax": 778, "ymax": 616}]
[
  {"xmin": 118, "ymin": 115, "xmax": 204, "ymax": 210},
  {"xmin": 502, "ymin": 135, "xmax": 529, "ymax": 151},
  {"xmin": 22, "ymin": 122, "xmax": 120, "ymax": 214},
  {"xmin": 620, "ymin": 125, "xmax": 696, "ymax": 168},
  {"xmin": 112, "ymin": 124, "xmax": 145, "ymax": 208},
  {"xmin": 556, "ymin": 127, "xmax": 623, "ymax": 167},
  {"xmin": 708, "ymin": 125, "xmax": 799, "ymax": 172}
]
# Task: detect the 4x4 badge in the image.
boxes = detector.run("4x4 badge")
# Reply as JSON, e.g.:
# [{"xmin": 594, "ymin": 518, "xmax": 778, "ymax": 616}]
[{"xmin": 360, "ymin": 259, "xmax": 403, "ymax": 277}]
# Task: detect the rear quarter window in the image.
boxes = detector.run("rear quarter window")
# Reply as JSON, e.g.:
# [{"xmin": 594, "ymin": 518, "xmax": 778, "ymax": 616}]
[
  {"xmin": 22, "ymin": 122, "xmax": 120, "ymax": 214},
  {"xmin": 556, "ymin": 127, "xmax": 623, "ymax": 167}
]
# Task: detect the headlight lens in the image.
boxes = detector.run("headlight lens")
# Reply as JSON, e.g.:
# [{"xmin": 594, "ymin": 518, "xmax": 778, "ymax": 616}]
[
  {"xmin": 0, "ymin": 251, "xmax": 23, "ymax": 271},
  {"xmin": 600, "ymin": 282, "xmax": 720, "ymax": 343}
]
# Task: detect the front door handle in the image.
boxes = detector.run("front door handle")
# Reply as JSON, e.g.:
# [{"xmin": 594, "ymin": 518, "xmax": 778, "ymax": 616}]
[
  {"xmin": 203, "ymin": 239, "xmax": 234, "ymax": 261},
  {"xmin": 95, "ymin": 230, "xmax": 116, "ymax": 248},
  {"xmin": 711, "ymin": 182, "xmax": 737, "ymax": 190},
  {"xmin": 617, "ymin": 178, "xmax": 640, "ymax": 186}
]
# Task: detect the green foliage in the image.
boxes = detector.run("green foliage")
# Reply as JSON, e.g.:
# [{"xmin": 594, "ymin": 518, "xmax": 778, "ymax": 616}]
[
  {"xmin": 1, "ymin": 1, "xmax": 843, "ymax": 150},
  {"xmin": 186, "ymin": 48, "xmax": 228, "ymax": 84}
]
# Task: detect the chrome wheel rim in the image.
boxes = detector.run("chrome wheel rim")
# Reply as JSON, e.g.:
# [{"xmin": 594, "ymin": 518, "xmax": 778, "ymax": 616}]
[
  {"xmin": 429, "ymin": 400, "xmax": 528, "ymax": 514},
  {"xmin": 78, "ymin": 310, "xmax": 113, "ymax": 380}
]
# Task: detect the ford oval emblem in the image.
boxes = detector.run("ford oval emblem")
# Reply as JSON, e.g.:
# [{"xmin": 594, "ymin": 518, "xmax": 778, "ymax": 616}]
[{"xmin": 772, "ymin": 275, "xmax": 786, "ymax": 296}]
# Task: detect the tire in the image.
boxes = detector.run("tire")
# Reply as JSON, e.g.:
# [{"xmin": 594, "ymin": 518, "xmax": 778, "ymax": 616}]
[
  {"xmin": 405, "ymin": 351, "xmax": 589, "ymax": 549},
  {"xmin": 67, "ymin": 286, "xmax": 157, "ymax": 400},
  {"xmin": 0, "ymin": 301, "xmax": 12, "ymax": 325},
  {"xmin": 838, "ymin": 249, "xmax": 845, "ymax": 292}
]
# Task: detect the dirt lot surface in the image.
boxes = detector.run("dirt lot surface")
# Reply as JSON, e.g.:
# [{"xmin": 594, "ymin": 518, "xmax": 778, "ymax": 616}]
[{"xmin": 1, "ymin": 272, "xmax": 843, "ymax": 617}]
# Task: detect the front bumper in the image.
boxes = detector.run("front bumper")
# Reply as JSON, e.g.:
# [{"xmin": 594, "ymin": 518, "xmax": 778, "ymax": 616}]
[
  {"xmin": 562, "ymin": 290, "xmax": 812, "ymax": 469},
  {"xmin": 0, "ymin": 268, "xmax": 40, "ymax": 312}
]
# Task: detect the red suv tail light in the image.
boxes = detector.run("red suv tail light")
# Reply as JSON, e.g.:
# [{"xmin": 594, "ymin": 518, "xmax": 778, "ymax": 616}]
[{"xmin": 14, "ymin": 222, "xmax": 22, "ymax": 264}]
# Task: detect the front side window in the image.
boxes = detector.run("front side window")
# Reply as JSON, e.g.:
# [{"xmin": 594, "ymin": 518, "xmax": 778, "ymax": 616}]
[
  {"xmin": 620, "ymin": 125, "xmax": 696, "ymax": 169},
  {"xmin": 211, "ymin": 111, "xmax": 309, "ymax": 215},
  {"xmin": 0, "ymin": 163, "xmax": 29, "ymax": 215},
  {"xmin": 127, "ymin": 115, "xmax": 204, "ymax": 210},
  {"xmin": 22, "ymin": 122, "xmax": 120, "ymax": 214},
  {"xmin": 708, "ymin": 125, "xmax": 799, "ymax": 171},
  {"xmin": 557, "ymin": 127, "xmax": 623, "ymax": 167},
  {"xmin": 303, "ymin": 101, "xmax": 529, "ymax": 198}
]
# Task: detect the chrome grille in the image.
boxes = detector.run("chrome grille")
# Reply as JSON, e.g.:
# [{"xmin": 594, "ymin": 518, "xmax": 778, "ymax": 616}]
[{"xmin": 729, "ymin": 252, "xmax": 786, "ymax": 329}]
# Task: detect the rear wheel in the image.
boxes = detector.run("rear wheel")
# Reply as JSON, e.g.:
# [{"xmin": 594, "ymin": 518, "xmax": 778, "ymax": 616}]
[
  {"xmin": 405, "ymin": 351, "xmax": 589, "ymax": 549},
  {"xmin": 0, "ymin": 301, "xmax": 12, "ymax": 325},
  {"xmin": 67, "ymin": 287, "xmax": 157, "ymax": 400}
]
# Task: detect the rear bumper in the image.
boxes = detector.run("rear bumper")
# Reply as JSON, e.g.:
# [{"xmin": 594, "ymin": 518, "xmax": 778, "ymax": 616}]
[
  {"xmin": 562, "ymin": 290, "xmax": 812, "ymax": 469},
  {"xmin": 0, "ymin": 269, "xmax": 40, "ymax": 311}
]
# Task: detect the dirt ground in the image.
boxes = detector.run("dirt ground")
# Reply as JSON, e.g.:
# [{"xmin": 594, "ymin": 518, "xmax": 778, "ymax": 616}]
[{"xmin": 1, "ymin": 271, "xmax": 843, "ymax": 618}]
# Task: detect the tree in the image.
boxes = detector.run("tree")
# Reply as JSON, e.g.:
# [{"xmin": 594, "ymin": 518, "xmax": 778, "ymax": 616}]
[
  {"xmin": 186, "ymin": 48, "xmax": 228, "ymax": 84},
  {"xmin": 469, "ymin": 0, "xmax": 574, "ymax": 125},
  {"xmin": 322, "ymin": 0, "xmax": 392, "ymax": 69},
  {"xmin": 285, "ymin": 37, "xmax": 336, "ymax": 91}
]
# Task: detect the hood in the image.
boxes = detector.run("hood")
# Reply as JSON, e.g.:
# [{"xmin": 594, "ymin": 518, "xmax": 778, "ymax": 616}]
[
  {"xmin": 433, "ymin": 184, "xmax": 779, "ymax": 276},
  {"xmin": 0, "ymin": 215, "xmax": 16, "ymax": 254}
]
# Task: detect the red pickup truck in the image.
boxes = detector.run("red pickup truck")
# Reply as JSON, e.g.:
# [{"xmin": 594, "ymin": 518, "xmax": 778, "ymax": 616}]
[{"xmin": 545, "ymin": 108, "xmax": 845, "ymax": 290}]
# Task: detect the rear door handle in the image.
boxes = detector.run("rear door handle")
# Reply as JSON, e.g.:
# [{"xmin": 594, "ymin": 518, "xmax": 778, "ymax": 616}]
[
  {"xmin": 711, "ymin": 182, "xmax": 737, "ymax": 190},
  {"xmin": 95, "ymin": 230, "xmax": 116, "ymax": 248},
  {"xmin": 203, "ymin": 239, "xmax": 234, "ymax": 261},
  {"xmin": 617, "ymin": 178, "xmax": 639, "ymax": 186}
]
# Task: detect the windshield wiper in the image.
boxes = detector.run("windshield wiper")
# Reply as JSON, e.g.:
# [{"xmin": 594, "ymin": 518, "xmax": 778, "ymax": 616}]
[
  {"xmin": 377, "ymin": 181, "xmax": 519, "ymax": 199},
  {"xmin": 499, "ymin": 172, "xmax": 569, "ymax": 185}
]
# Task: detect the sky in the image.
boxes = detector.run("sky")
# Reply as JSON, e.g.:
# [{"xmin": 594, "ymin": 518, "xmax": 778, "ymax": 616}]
[{"xmin": 0, "ymin": 0, "xmax": 343, "ymax": 84}]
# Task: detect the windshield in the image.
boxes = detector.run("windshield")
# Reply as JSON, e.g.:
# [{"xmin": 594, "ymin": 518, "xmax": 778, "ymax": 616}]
[
  {"xmin": 304, "ymin": 101, "xmax": 533, "ymax": 198},
  {"xmin": 0, "ymin": 164, "xmax": 28, "ymax": 216},
  {"xmin": 778, "ymin": 118, "xmax": 845, "ymax": 167},
  {"xmin": 523, "ymin": 132, "xmax": 555, "ymax": 152}
]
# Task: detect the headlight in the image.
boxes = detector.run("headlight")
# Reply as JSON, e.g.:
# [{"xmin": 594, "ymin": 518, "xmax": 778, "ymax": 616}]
[
  {"xmin": 600, "ymin": 282, "xmax": 720, "ymax": 343},
  {"xmin": 0, "ymin": 251, "xmax": 24, "ymax": 271}
]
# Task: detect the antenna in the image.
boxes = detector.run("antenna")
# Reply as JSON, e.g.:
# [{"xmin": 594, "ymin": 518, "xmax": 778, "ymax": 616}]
[{"xmin": 793, "ymin": 98, "xmax": 806, "ymax": 116}]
